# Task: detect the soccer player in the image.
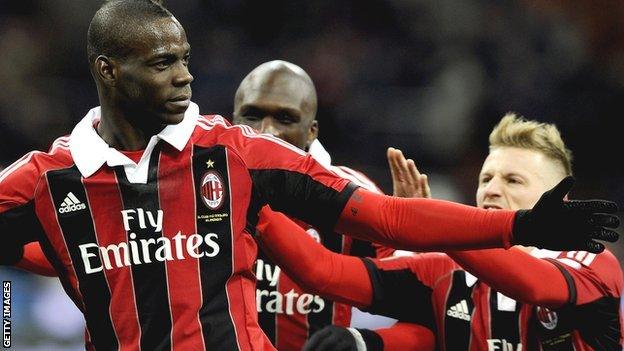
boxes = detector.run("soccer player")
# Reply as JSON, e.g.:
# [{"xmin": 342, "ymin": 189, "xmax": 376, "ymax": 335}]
[
  {"xmin": 233, "ymin": 60, "xmax": 393, "ymax": 350},
  {"xmin": 0, "ymin": 1, "xmax": 618, "ymax": 349},
  {"xmin": 254, "ymin": 114, "xmax": 623, "ymax": 350}
]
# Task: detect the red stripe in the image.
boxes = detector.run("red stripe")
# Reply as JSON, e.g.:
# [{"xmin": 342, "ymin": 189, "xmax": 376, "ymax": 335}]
[
  {"xmin": 159, "ymin": 144, "xmax": 205, "ymax": 351},
  {"xmin": 84, "ymin": 168, "xmax": 141, "ymax": 351},
  {"xmin": 276, "ymin": 276, "xmax": 308, "ymax": 350}
]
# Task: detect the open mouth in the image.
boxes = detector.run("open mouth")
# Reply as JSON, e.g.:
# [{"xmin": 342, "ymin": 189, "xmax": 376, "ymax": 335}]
[{"xmin": 483, "ymin": 204, "xmax": 503, "ymax": 210}]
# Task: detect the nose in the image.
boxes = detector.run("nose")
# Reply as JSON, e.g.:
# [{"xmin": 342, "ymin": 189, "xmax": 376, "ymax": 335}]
[
  {"xmin": 483, "ymin": 177, "xmax": 503, "ymax": 198},
  {"xmin": 259, "ymin": 117, "xmax": 282, "ymax": 138},
  {"xmin": 172, "ymin": 62, "xmax": 194, "ymax": 87}
]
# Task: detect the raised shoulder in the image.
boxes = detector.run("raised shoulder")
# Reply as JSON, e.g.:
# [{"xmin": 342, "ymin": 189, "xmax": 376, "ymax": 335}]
[{"xmin": 0, "ymin": 136, "xmax": 74, "ymax": 211}]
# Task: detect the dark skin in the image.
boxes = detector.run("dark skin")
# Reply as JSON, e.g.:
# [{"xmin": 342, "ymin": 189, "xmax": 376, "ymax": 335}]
[
  {"xmin": 92, "ymin": 17, "xmax": 193, "ymax": 151},
  {"xmin": 233, "ymin": 61, "xmax": 318, "ymax": 151}
]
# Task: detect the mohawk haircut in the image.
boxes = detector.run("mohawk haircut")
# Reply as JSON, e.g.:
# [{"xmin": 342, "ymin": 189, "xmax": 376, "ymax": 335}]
[
  {"xmin": 87, "ymin": 0, "xmax": 173, "ymax": 64},
  {"xmin": 489, "ymin": 113, "xmax": 573, "ymax": 176}
]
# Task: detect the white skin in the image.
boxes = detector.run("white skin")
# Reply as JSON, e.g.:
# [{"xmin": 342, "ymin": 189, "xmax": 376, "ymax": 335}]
[{"xmin": 387, "ymin": 146, "xmax": 568, "ymax": 252}]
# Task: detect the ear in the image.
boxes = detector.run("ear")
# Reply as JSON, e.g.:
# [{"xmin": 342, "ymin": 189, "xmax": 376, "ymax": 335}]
[
  {"xmin": 94, "ymin": 55, "xmax": 117, "ymax": 87},
  {"xmin": 306, "ymin": 120, "xmax": 319, "ymax": 148}
]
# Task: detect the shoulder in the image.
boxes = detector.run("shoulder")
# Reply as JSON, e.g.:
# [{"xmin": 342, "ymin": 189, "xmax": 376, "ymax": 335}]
[
  {"xmin": 546, "ymin": 249, "xmax": 623, "ymax": 297},
  {"xmin": 0, "ymin": 136, "xmax": 74, "ymax": 211},
  {"xmin": 331, "ymin": 165, "xmax": 382, "ymax": 194},
  {"xmin": 193, "ymin": 115, "xmax": 306, "ymax": 156},
  {"xmin": 552, "ymin": 249, "xmax": 620, "ymax": 275}
]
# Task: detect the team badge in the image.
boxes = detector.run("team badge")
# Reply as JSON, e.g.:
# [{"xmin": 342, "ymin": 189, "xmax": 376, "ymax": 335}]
[
  {"xmin": 305, "ymin": 228, "xmax": 321, "ymax": 243},
  {"xmin": 536, "ymin": 306, "xmax": 558, "ymax": 330},
  {"xmin": 200, "ymin": 171, "xmax": 225, "ymax": 210}
]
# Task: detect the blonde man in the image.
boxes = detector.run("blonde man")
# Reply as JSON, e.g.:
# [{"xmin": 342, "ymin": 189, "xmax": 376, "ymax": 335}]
[{"xmin": 252, "ymin": 114, "xmax": 622, "ymax": 350}]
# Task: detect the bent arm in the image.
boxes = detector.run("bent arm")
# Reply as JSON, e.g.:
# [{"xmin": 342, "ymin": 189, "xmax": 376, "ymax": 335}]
[
  {"xmin": 448, "ymin": 248, "xmax": 568, "ymax": 308},
  {"xmin": 16, "ymin": 242, "xmax": 57, "ymax": 277},
  {"xmin": 256, "ymin": 206, "xmax": 373, "ymax": 308},
  {"xmin": 376, "ymin": 322, "xmax": 436, "ymax": 351}
]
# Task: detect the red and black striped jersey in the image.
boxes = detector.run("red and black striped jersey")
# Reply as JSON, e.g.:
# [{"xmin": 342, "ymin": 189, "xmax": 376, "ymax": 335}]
[
  {"xmin": 255, "ymin": 160, "xmax": 393, "ymax": 351},
  {"xmin": 0, "ymin": 104, "xmax": 358, "ymax": 351},
  {"xmin": 363, "ymin": 248, "xmax": 623, "ymax": 351}
]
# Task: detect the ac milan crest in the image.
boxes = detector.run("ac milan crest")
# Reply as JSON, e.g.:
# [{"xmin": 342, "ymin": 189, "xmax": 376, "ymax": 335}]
[
  {"xmin": 536, "ymin": 306, "xmax": 558, "ymax": 330},
  {"xmin": 200, "ymin": 171, "xmax": 225, "ymax": 210}
]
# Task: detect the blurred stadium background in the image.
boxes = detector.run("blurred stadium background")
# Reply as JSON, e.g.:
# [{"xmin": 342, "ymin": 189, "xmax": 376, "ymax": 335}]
[{"xmin": 1, "ymin": 0, "xmax": 623, "ymax": 349}]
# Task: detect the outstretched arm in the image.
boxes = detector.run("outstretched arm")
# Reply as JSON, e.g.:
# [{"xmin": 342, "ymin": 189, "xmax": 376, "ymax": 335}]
[{"xmin": 448, "ymin": 249, "xmax": 569, "ymax": 308}]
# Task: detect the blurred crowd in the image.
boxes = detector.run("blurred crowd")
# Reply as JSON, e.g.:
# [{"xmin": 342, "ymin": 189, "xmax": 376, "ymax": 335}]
[{"xmin": 1, "ymin": 0, "xmax": 623, "ymax": 349}]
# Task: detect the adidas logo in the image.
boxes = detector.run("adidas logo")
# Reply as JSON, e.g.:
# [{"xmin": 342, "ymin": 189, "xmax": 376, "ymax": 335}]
[
  {"xmin": 58, "ymin": 192, "xmax": 86, "ymax": 214},
  {"xmin": 447, "ymin": 300, "xmax": 471, "ymax": 321}
]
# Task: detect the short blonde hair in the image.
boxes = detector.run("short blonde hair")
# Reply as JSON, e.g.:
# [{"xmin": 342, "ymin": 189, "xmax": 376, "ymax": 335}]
[{"xmin": 489, "ymin": 113, "xmax": 573, "ymax": 176}]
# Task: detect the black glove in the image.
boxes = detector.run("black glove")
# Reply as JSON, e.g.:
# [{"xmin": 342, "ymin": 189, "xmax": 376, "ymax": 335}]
[
  {"xmin": 513, "ymin": 176, "xmax": 620, "ymax": 253},
  {"xmin": 303, "ymin": 326, "xmax": 358, "ymax": 351},
  {"xmin": 303, "ymin": 326, "xmax": 384, "ymax": 351}
]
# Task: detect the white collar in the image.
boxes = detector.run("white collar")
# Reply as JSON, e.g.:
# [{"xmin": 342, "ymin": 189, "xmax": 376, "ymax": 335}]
[
  {"xmin": 308, "ymin": 139, "xmax": 332, "ymax": 167},
  {"xmin": 70, "ymin": 102, "xmax": 199, "ymax": 178}
]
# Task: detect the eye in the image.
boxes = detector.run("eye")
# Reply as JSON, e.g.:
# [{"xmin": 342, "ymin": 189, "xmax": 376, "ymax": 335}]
[
  {"xmin": 154, "ymin": 61, "xmax": 170, "ymax": 70},
  {"xmin": 242, "ymin": 113, "xmax": 260, "ymax": 121},
  {"xmin": 277, "ymin": 113, "xmax": 297, "ymax": 125},
  {"xmin": 182, "ymin": 54, "xmax": 190, "ymax": 66},
  {"xmin": 479, "ymin": 175, "xmax": 492, "ymax": 184},
  {"xmin": 507, "ymin": 177, "xmax": 523, "ymax": 185}
]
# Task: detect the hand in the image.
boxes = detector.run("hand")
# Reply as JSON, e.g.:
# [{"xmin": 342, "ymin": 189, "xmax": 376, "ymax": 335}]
[
  {"xmin": 513, "ymin": 176, "xmax": 620, "ymax": 253},
  {"xmin": 387, "ymin": 147, "xmax": 431, "ymax": 199},
  {"xmin": 303, "ymin": 326, "xmax": 358, "ymax": 351}
]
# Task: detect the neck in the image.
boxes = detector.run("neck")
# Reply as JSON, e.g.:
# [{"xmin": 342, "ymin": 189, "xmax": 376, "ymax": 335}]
[{"xmin": 97, "ymin": 104, "xmax": 163, "ymax": 151}]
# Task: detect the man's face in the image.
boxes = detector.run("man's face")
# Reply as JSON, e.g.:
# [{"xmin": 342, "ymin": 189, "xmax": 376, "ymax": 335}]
[
  {"xmin": 476, "ymin": 147, "xmax": 565, "ymax": 211},
  {"xmin": 233, "ymin": 76, "xmax": 317, "ymax": 150},
  {"xmin": 113, "ymin": 17, "xmax": 193, "ymax": 126}
]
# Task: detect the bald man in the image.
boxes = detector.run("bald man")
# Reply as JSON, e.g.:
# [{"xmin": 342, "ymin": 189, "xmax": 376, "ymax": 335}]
[
  {"xmin": 233, "ymin": 61, "xmax": 395, "ymax": 350},
  {"xmin": 233, "ymin": 60, "xmax": 318, "ymax": 151}
]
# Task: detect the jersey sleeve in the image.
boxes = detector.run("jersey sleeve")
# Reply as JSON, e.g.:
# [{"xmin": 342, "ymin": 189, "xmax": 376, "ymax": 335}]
[
  {"xmin": 548, "ymin": 250, "xmax": 623, "ymax": 305},
  {"xmin": 361, "ymin": 253, "xmax": 455, "ymax": 327},
  {"xmin": 333, "ymin": 165, "xmax": 395, "ymax": 258},
  {"xmin": 255, "ymin": 206, "xmax": 373, "ymax": 308},
  {"xmin": 221, "ymin": 120, "xmax": 517, "ymax": 251},
  {"xmin": 547, "ymin": 250, "xmax": 623, "ymax": 349},
  {"xmin": 375, "ymin": 322, "xmax": 436, "ymax": 351},
  {"xmin": 0, "ymin": 152, "xmax": 48, "ymax": 265},
  {"xmin": 229, "ymin": 124, "xmax": 358, "ymax": 230},
  {"xmin": 448, "ymin": 248, "xmax": 570, "ymax": 308}
]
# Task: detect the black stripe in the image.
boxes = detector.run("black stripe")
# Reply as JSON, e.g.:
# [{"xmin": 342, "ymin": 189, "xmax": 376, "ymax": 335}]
[
  {"xmin": 489, "ymin": 289, "xmax": 522, "ymax": 345},
  {"xmin": 115, "ymin": 144, "xmax": 172, "ymax": 351},
  {"xmin": 545, "ymin": 258, "xmax": 577, "ymax": 305},
  {"xmin": 37, "ymin": 228, "xmax": 84, "ymax": 312},
  {"xmin": 361, "ymin": 258, "xmax": 435, "ymax": 329},
  {"xmin": 443, "ymin": 271, "xmax": 474, "ymax": 351},
  {"xmin": 254, "ymin": 250, "xmax": 276, "ymax": 345},
  {"xmin": 192, "ymin": 145, "xmax": 238, "ymax": 349},
  {"xmin": 46, "ymin": 165, "xmax": 119, "ymax": 351},
  {"xmin": 349, "ymin": 238, "xmax": 377, "ymax": 258},
  {"xmin": 357, "ymin": 328, "xmax": 384, "ymax": 351},
  {"xmin": 574, "ymin": 296, "xmax": 621, "ymax": 350},
  {"xmin": 249, "ymin": 169, "xmax": 359, "ymax": 231},
  {"xmin": 0, "ymin": 201, "xmax": 46, "ymax": 264}
]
